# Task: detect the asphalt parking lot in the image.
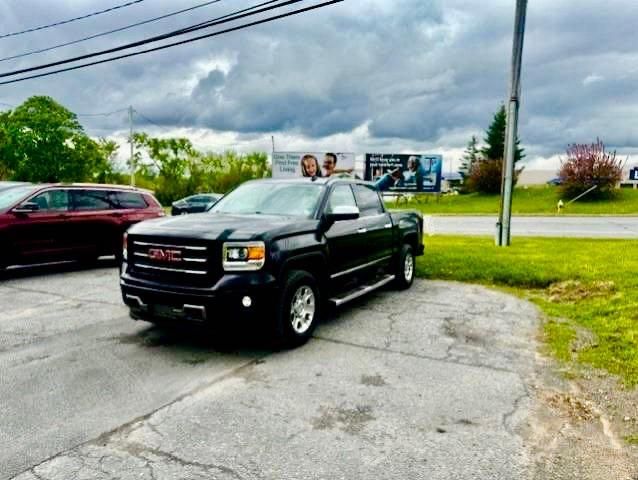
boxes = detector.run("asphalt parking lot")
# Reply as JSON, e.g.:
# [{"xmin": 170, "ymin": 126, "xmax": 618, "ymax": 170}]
[{"xmin": 2, "ymin": 262, "xmax": 540, "ymax": 480}]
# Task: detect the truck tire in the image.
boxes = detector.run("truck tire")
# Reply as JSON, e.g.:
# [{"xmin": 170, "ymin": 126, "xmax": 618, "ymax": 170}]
[
  {"xmin": 394, "ymin": 244, "xmax": 415, "ymax": 290},
  {"xmin": 274, "ymin": 270, "xmax": 320, "ymax": 348}
]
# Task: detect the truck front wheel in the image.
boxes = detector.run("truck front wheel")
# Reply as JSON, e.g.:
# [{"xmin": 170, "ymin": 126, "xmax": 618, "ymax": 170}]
[{"xmin": 274, "ymin": 270, "xmax": 320, "ymax": 348}]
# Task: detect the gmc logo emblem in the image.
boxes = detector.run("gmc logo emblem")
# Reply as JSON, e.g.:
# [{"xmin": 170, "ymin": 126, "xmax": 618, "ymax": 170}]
[{"xmin": 148, "ymin": 248, "xmax": 182, "ymax": 263}]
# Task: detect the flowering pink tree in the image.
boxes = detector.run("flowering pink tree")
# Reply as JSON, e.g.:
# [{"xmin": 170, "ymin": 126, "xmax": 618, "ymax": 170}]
[{"xmin": 559, "ymin": 139, "xmax": 624, "ymax": 198}]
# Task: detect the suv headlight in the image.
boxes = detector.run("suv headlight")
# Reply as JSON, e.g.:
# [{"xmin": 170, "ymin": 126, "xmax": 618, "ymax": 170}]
[{"xmin": 222, "ymin": 242, "xmax": 266, "ymax": 271}]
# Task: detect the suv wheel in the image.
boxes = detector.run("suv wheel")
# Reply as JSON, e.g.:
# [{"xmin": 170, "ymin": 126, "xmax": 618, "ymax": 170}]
[
  {"xmin": 394, "ymin": 244, "xmax": 415, "ymax": 290},
  {"xmin": 274, "ymin": 270, "xmax": 320, "ymax": 348}
]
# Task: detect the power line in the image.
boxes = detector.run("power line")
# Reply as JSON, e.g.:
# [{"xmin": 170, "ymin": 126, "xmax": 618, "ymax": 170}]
[
  {"xmin": 0, "ymin": 0, "xmax": 286, "ymax": 79},
  {"xmin": 0, "ymin": 0, "xmax": 344, "ymax": 86},
  {"xmin": 134, "ymin": 109, "xmax": 164, "ymax": 128},
  {"xmin": 76, "ymin": 108, "xmax": 130, "ymax": 117},
  {"xmin": 0, "ymin": 102, "xmax": 130, "ymax": 117},
  {"xmin": 0, "ymin": 0, "xmax": 146, "ymax": 40},
  {"xmin": 0, "ymin": 0, "xmax": 227, "ymax": 64}
]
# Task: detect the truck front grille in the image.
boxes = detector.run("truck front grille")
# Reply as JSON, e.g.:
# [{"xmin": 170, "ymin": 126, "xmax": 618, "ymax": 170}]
[{"xmin": 129, "ymin": 237, "xmax": 219, "ymax": 286}]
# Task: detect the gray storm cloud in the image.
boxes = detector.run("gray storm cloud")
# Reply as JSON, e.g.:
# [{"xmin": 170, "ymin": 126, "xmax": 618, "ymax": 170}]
[{"xmin": 1, "ymin": 0, "xmax": 637, "ymax": 160}]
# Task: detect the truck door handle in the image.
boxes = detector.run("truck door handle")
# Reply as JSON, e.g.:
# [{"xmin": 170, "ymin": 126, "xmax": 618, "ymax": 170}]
[
  {"xmin": 384, "ymin": 223, "xmax": 392, "ymax": 229},
  {"xmin": 357, "ymin": 228, "xmax": 368, "ymax": 234}
]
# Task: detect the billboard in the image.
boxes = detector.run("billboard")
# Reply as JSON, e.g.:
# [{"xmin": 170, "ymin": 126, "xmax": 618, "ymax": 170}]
[
  {"xmin": 364, "ymin": 153, "xmax": 443, "ymax": 193},
  {"xmin": 272, "ymin": 152, "xmax": 356, "ymax": 179}
]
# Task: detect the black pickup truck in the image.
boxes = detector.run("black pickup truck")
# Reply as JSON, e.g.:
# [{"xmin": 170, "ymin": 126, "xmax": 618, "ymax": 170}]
[{"xmin": 120, "ymin": 177, "xmax": 424, "ymax": 346}]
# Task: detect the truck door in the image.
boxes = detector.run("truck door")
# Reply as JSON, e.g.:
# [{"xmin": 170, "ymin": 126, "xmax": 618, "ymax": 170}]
[
  {"xmin": 323, "ymin": 184, "xmax": 368, "ymax": 278},
  {"xmin": 353, "ymin": 184, "xmax": 394, "ymax": 262}
]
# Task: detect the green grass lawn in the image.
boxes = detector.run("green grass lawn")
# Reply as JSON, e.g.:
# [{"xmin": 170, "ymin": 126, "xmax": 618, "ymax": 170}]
[
  {"xmin": 415, "ymin": 235, "xmax": 638, "ymax": 386},
  {"xmin": 393, "ymin": 186, "xmax": 638, "ymax": 215}
]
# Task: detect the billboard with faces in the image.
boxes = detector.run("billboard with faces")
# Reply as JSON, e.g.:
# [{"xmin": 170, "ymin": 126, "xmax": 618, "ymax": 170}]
[
  {"xmin": 272, "ymin": 152, "xmax": 356, "ymax": 179},
  {"xmin": 364, "ymin": 153, "xmax": 443, "ymax": 193}
]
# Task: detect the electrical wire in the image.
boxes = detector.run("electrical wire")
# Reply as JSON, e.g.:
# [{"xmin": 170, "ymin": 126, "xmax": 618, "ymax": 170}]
[
  {"xmin": 0, "ymin": 0, "xmax": 146, "ymax": 40},
  {"xmin": 0, "ymin": 0, "xmax": 288, "ymax": 78},
  {"xmin": 134, "ymin": 110, "xmax": 164, "ymax": 128},
  {"xmin": 76, "ymin": 108, "xmax": 130, "ymax": 117},
  {"xmin": 0, "ymin": 102, "xmax": 129, "ymax": 116},
  {"xmin": 0, "ymin": 0, "xmax": 344, "ymax": 85},
  {"xmin": 0, "ymin": 0, "xmax": 227, "ymax": 64}
]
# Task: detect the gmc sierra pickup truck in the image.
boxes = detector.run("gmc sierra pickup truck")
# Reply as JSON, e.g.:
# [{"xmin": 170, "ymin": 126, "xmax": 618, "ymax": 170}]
[{"xmin": 120, "ymin": 177, "xmax": 424, "ymax": 347}]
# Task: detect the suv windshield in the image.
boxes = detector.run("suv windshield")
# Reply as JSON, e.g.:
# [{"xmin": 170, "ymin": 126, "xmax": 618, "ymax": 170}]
[
  {"xmin": 210, "ymin": 182, "xmax": 324, "ymax": 218},
  {"xmin": 0, "ymin": 185, "xmax": 39, "ymax": 210}
]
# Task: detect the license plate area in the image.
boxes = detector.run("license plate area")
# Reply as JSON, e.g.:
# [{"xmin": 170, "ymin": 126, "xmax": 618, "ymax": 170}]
[{"xmin": 152, "ymin": 303, "xmax": 207, "ymax": 322}]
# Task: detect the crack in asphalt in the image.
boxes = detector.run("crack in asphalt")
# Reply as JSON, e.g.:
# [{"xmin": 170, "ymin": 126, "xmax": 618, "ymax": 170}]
[
  {"xmin": 312, "ymin": 335, "xmax": 520, "ymax": 376},
  {"xmin": 502, "ymin": 390, "xmax": 532, "ymax": 436},
  {"xmin": 12, "ymin": 356, "xmax": 266, "ymax": 480},
  {"xmin": 125, "ymin": 441, "xmax": 245, "ymax": 480},
  {"xmin": 1, "ymin": 284, "xmax": 122, "ymax": 307}
]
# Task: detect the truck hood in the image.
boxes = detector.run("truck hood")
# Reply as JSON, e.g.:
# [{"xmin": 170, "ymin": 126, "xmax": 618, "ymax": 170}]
[{"xmin": 128, "ymin": 212, "xmax": 318, "ymax": 241}]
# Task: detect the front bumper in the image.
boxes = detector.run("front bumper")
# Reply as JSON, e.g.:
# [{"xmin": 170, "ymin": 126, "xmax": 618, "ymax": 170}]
[{"xmin": 120, "ymin": 270, "xmax": 278, "ymax": 325}]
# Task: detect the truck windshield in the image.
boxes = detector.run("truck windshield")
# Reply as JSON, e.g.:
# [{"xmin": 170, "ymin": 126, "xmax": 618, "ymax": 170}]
[
  {"xmin": 0, "ymin": 186, "xmax": 39, "ymax": 210},
  {"xmin": 210, "ymin": 182, "xmax": 324, "ymax": 218}
]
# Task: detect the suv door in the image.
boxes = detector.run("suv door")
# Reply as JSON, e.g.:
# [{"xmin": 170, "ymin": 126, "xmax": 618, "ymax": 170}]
[
  {"xmin": 353, "ymin": 184, "xmax": 394, "ymax": 262},
  {"xmin": 10, "ymin": 188, "xmax": 71, "ymax": 261},
  {"xmin": 323, "ymin": 184, "xmax": 368, "ymax": 279},
  {"xmin": 68, "ymin": 189, "xmax": 121, "ymax": 257}
]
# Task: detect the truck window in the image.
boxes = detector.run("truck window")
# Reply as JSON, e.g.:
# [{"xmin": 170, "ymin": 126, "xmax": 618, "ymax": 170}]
[
  {"xmin": 354, "ymin": 184, "xmax": 384, "ymax": 216},
  {"xmin": 325, "ymin": 185, "xmax": 357, "ymax": 214},
  {"xmin": 211, "ymin": 183, "xmax": 323, "ymax": 218}
]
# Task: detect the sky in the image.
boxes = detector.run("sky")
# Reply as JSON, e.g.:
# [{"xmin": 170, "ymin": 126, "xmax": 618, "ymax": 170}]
[{"xmin": 1, "ymin": 0, "xmax": 637, "ymax": 173}]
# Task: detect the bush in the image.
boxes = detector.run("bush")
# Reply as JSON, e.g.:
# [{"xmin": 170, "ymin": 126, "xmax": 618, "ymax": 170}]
[
  {"xmin": 466, "ymin": 158, "xmax": 521, "ymax": 194},
  {"xmin": 559, "ymin": 139, "xmax": 624, "ymax": 199}
]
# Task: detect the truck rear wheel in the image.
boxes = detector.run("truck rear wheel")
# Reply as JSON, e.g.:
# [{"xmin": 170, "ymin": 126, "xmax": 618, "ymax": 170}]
[
  {"xmin": 274, "ymin": 270, "xmax": 320, "ymax": 348},
  {"xmin": 394, "ymin": 244, "xmax": 415, "ymax": 290}
]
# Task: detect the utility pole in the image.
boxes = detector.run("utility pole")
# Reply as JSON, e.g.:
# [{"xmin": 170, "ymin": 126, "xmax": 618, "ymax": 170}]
[
  {"xmin": 497, "ymin": 0, "xmax": 527, "ymax": 246},
  {"xmin": 129, "ymin": 105, "xmax": 135, "ymax": 186}
]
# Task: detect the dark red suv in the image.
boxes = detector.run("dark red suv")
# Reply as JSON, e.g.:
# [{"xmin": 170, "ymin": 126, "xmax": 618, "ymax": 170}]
[{"xmin": 0, "ymin": 183, "xmax": 164, "ymax": 270}]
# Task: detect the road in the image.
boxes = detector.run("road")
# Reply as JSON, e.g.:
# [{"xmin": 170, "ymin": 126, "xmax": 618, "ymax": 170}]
[
  {"xmin": 427, "ymin": 215, "xmax": 638, "ymax": 238},
  {"xmin": 2, "ymin": 262, "xmax": 540, "ymax": 479}
]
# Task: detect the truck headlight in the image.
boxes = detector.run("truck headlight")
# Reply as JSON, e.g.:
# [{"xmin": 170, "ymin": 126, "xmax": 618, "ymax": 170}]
[{"xmin": 222, "ymin": 242, "xmax": 266, "ymax": 271}]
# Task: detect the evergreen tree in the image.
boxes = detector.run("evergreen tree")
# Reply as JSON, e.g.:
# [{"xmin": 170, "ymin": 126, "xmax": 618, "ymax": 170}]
[
  {"xmin": 459, "ymin": 135, "xmax": 480, "ymax": 178},
  {"xmin": 480, "ymin": 105, "xmax": 524, "ymax": 162}
]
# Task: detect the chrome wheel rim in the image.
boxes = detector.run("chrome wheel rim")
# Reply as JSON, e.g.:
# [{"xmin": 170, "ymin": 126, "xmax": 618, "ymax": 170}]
[
  {"xmin": 290, "ymin": 285, "xmax": 316, "ymax": 334},
  {"xmin": 404, "ymin": 253, "xmax": 414, "ymax": 282}
]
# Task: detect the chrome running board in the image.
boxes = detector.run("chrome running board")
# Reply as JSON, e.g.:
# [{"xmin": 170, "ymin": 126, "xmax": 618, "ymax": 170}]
[{"xmin": 329, "ymin": 274, "xmax": 395, "ymax": 307}]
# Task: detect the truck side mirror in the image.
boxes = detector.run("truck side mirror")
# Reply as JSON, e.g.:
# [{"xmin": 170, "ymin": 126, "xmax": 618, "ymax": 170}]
[{"xmin": 321, "ymin": 206, "xmax": 360, "ymax": 231}]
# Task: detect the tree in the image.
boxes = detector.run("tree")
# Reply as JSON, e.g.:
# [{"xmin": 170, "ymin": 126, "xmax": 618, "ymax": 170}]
[
  {"xmin": 92, "ymin": 139, "xmax": 121, "ymax": 183},
  {"xmin": 132, "ymin": 133, "xmax": 200, "ymax": 203},
  {"xmin": 559, "ymin": 139, "xmax": 624, "ymax": 199},
  {"xmin": 0, "ymin": 109, "xmax": 12, "ymax": 179},
  {"xmin": 199, "ymin": 151, "xmax": 271, "ymax": 193},
  {"xmin": 480, "ymin": 105, "xmax": 524, "ymax": 163},
  {"xmin": 0, "ymin": 96, "xmax": 108, "ymax": 182},
  {"xmin": 466, "ymin": 159, "xmax": 522, "ymax": 194},
  {"xmin": 459, "ymin": 135, "xmax": 480, "ymax": 179},
  {"xmin": 465, "ymin": 105, "xmax": 525, "ymax": 194}
]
